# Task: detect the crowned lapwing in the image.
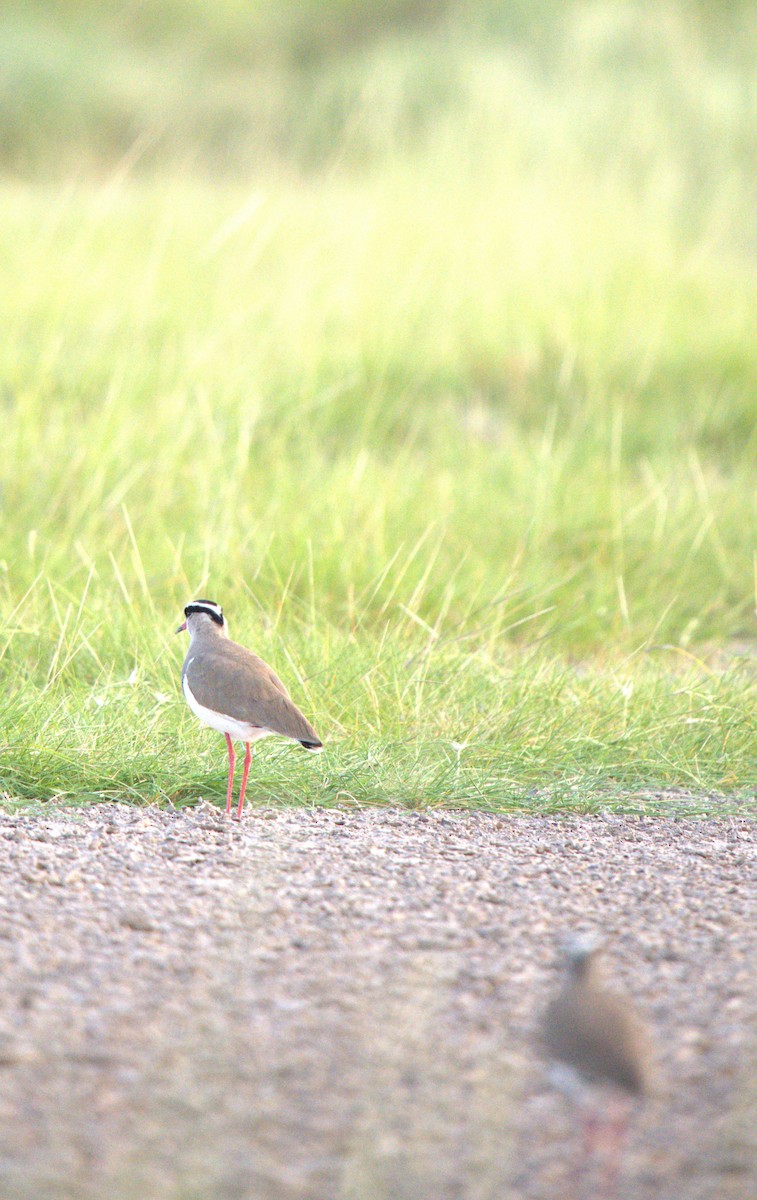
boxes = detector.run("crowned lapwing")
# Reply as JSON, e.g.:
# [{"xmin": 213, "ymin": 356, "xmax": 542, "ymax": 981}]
[
  {"xmin": 540, "ymin": 934, "xmax": 652, "ymax": 1198},
  {"xmin": 176, "ymin": 600, "xmax": 322, "ymax": 818}
]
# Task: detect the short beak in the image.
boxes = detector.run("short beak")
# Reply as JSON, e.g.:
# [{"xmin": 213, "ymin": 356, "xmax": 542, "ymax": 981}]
[{"xmin": 175, "ymin": 620, "xmax": 187, "ymax": 634}]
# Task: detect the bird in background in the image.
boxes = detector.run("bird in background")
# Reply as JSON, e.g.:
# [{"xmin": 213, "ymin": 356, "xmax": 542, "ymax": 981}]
[
  {"xmin": 176, "ymin": 599, "xmax": 322, "ymax": 818},
  {"xmin": 540, "ymin": 932, "xmax": 654, "ymax": 1199}
]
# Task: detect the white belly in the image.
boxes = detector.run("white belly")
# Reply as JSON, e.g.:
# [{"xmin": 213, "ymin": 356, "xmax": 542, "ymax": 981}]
[{"xmin": 182, "ymin": 673, "xmax": 275, "ymax": 744}]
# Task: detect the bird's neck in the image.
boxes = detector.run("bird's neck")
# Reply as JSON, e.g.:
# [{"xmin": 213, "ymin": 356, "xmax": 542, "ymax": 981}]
[
  {"xmin": 570, "ymin": 958, "xmax": 599, "ymax": 987},
  {"xmin": 189, "ymin": 626, "xmax": 228, "ymax": 650}
]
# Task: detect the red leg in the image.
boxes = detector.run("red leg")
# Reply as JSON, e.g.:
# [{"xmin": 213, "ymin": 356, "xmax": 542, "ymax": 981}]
[
  {"xmin": 224, "ymin": 733, "xmax": 235, "ymax": 815},
  {"xmin": 601, "ymin": 1107, "xmax": 631, "ymax": 1199},
  {"xmin": 568, "ymin": 1108, "xmax": 598, "ymax": 1200},
  {"xmin": 582, "ymin": 1109, "xmax": 601, "ymax": 1160},
  {"xmin": 236, "ymin": 742, "xmax": 252, "ymax": 820}
]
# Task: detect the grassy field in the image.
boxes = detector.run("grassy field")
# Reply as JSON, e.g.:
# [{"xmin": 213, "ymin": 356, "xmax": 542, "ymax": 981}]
[{"xmin": 0, "ymin": 1, "xmax": 755, "ymax": 811}]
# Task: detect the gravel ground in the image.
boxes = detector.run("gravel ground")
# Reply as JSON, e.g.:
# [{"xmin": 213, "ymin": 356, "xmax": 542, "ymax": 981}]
[{"xmin": 0, "ymin": 803, "xmax": 753, "ymax": 1200}]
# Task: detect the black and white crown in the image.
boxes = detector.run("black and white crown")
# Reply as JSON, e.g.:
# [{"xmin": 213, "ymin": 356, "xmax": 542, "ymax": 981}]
[{"xmin": 184, "ymin": 599, "xmax": 225, "ymax": 626}]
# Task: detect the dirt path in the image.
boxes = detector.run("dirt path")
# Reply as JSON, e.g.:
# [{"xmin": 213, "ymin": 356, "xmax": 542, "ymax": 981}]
[{"xmin": 0, "ymin": 803, "xmax": 753, "ymax": 1200}]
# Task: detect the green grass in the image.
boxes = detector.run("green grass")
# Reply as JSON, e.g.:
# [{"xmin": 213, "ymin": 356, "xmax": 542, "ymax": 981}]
[{"xmin": 0, "ymin": 1, "xmax": 755, "ymax": 811}]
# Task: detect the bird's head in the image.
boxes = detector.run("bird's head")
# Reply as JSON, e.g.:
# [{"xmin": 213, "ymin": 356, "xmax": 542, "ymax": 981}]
[
  {"xmin": 562, "ymin": 931, "xmax": 602, "ymax": 981},
  {"xmin": 176, "ymin": 599, "xmax": 228, "ymax": 638}
]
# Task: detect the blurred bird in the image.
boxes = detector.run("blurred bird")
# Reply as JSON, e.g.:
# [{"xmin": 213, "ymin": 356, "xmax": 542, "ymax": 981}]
[
  {"xmin": 540, "ymin": 933, "xmax": 652, "ymax": 1198},
  {"xmin": 177, "ymin": 599, "xmax": 322, "ymax": 818}
]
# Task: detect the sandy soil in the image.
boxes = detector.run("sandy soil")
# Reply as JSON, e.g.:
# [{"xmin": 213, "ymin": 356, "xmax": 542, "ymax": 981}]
[{"xmin": 0, "ymin": 802, "xmax": 753, "ymax": 1200}]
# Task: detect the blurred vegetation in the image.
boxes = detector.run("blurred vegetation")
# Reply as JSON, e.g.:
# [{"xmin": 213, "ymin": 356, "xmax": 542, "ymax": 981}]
[
  {"xmin": 2, "ymin": 1, "xmax": 756, "ymax": 181},
  {"xmin": 0, "ymin": 0, "xmax": 755, "ymax": 807}
]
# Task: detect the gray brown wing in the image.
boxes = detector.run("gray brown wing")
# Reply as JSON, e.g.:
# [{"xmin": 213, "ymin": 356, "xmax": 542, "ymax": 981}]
[
  {"xmin": 542, "ymin": 989, "xmax": 648, "ymax": 1095},
  {"xmin": 185, "ymin": 644, "xmax": 321, "ymax": 744}
]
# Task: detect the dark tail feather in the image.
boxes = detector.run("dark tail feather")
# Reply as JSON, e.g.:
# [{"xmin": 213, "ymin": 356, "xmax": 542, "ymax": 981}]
[{"xmin": 300, "ymin": 740, "xmax": 323, "ymax": 751}]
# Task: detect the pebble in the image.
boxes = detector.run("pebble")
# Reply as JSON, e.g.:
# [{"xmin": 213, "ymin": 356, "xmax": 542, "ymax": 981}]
[{"xmin": 0, "ymin": 802, "xmax": 752, "ymax": 1200}]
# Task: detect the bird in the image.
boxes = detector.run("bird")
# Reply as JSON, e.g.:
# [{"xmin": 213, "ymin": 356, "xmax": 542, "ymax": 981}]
[
  {"xmin": 176, "ymin": 599, "xmax": 322, "ymax": 818},
  {"xmin": 540, "ymin": 933, "xmax": 652, "ymax": 1198}
]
